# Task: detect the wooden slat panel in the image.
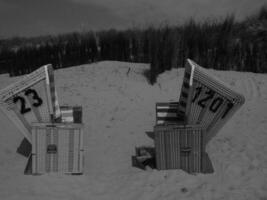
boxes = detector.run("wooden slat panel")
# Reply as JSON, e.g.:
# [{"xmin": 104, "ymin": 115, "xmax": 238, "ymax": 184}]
[
  {"xmin": 154, "ymin": 125, "xmax": 204, "ymax": 173},
  {"xmin": 31, "ymin": 123, "xmax": 84, "ymax": 174}
]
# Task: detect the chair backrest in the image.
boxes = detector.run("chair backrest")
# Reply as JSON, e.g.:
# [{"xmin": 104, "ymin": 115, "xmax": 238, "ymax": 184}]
[{"xmin": 178, "ymin": 59, "xmax": 245, "ymax": 143}]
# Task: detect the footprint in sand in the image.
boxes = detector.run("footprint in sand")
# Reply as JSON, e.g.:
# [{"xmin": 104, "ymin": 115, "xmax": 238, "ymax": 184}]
[{"xmin": 238, "ymin": 76, "xmax": 261, "ymax": 102}]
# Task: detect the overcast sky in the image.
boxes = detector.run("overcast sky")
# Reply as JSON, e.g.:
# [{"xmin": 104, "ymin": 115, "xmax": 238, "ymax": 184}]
[{"xmin": 0, "ymin": 0, "xmax": 266, "ymax": 38}]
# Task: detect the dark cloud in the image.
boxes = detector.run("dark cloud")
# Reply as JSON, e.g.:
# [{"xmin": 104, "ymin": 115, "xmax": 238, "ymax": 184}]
[
  {"xmin": 0, "ymin": 0, "xmax": 126, "ymax": 38},
  {"xmin": 0, "ymin": 0, "xmax": 266, "ymax": 38}
]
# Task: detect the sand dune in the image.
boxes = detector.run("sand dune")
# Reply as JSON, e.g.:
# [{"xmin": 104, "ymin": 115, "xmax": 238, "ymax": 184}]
[{"xmin": 0, "ymin": 61, "xmax": 267, "ymax": 200}]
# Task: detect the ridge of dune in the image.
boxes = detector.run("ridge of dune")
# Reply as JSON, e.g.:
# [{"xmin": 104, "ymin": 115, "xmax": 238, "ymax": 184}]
[{"xmin": 0, "ymin": 61, "xmax": 267, "ymax": 200}]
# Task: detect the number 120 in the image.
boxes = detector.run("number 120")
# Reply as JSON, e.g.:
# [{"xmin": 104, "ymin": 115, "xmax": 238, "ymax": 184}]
[{"xmin": 192, "ymin": 86, "xmax": 234, "ymax": 119}]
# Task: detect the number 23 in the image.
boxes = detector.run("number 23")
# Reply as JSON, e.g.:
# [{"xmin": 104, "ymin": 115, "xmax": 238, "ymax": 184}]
[{"xmin": 13, "ymin": 89, "xmax": 43, "ymax": 114}]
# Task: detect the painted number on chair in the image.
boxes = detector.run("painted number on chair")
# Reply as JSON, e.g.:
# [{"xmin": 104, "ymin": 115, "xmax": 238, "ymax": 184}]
[
  {"xmin": 13, "ymin": 89, "xmax": 43, "ymax": 114},
  {"xmin": 192, "ymin": 86, "xmax": 234, "ymax": 119}
]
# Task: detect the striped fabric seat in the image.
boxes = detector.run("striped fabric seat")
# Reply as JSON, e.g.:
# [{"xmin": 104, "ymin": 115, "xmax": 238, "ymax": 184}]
[
  {"xmin": 59, "ymin": 106, "xmax": 82, "ymax": 123},
  {"xmin": 156, "ymin": 102, "xmax": 184, "ymax": 125}
]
